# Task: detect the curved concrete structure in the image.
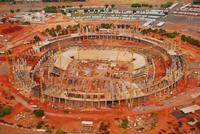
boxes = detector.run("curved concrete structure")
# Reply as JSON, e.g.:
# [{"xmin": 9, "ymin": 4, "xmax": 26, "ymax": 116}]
[{"xmin": 11, "ymin": 33, "xmax": 186, "ymax": 108}]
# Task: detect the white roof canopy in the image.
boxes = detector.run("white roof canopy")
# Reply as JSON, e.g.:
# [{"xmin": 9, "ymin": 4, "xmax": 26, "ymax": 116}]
[{"xmin": 180, "ymin": 105, "xmax": 200, "ymax": 114}]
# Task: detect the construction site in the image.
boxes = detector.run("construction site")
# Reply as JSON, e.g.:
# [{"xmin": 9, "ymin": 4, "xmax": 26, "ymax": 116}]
[
  {"xmin": 11, "ymin": 32, "xmax": 186, "ymax": 109},
  {"xmin": 0, "ymin": 0, "xmax": 200, "ymax": 134}
]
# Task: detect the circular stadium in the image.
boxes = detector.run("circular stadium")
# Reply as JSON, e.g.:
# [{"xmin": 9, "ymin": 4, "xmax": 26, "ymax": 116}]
[{"xmin": 12, "ymin": 33, "xmax": 186, "ymax": 108}]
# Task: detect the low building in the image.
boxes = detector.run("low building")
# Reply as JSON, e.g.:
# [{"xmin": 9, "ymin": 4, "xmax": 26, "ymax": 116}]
[
  {"xmin": 15, "ymin": 0, "xmax": 42, "ymax": 2},
  {"xmin": 179, "ymin": 105, "xmax": 200, "ymax": 114}
]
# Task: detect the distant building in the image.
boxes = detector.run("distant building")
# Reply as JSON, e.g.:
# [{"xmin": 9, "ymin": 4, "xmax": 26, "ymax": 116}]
[
  {"xmin": 10, "ymin": 11, "xmax": 46, "ymax": 22},
  {"xmin": 14, "ymin": 0, "xmax": 42, "ymax": 2}
]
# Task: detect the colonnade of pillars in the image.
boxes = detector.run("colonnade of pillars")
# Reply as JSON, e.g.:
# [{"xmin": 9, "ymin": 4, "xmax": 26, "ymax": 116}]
[{"xmin": 40, "ymin": 78, "xmax": 181, "ymax": 109}]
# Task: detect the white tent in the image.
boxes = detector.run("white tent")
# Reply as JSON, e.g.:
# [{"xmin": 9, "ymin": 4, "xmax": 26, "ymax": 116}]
[{"xmin": 180, "ymin": 105, "xmax": 200, "ymax": 114}]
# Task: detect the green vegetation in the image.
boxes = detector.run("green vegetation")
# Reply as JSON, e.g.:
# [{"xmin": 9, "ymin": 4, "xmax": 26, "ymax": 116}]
[
  {"xmin": 158, "ymin": 29, "xmax": 179, "ymax": 38},
  {"xmin": 33, "ymin": 109, "xmax": 44, "ymax": 117},
  {"xmin": 64, "ymin": 109, "xmax": 69, "ymax": 113},
  {"xmin": 44, "ymin": 6, "xmax": 57, "ymax": 13},
  {"xmin": 161, "ymin": 2, "xmax": 173, "ymax": 8},
  {"xmin": 41, "ymin": 31, "xmax": 47, "ymax": 36},
  {"xmin": 181, "ymin": 35, "xmax": 200, "ymax": 46},
  {"xmin": 41, "ymin": 25, "xmax": 76, "ymax": 37},
  {"xmin": 193, "ymin": 0, "xmax": 200, "ymax": 4},
  {"xmin": 56, "ymin": 25, "xmax": 62, "ymax": 32},
  {"xmin": 35, "ymin": 121, "xmax": 45, "ymax": 129},
  {"xmin": 63, "ymin": 0, "xmax": 85, "ymax": 2},
  {"xmin": 120, "ymin": 117, "xmax": 129, "ymax": 129},
  {"xmin": 56, "ymin": 129, "xmax": 65, "ymax": 134},
  {"xmin": 49, "ymin": 28, "xmax": 57, "ymax": 37},
  {"xmin": 60, "ymin": 10, "xmax": 66, "ymax": 15},
  {"xmin": 141, "ymin": 28, "xmax": 157, "ymax": 34},
  {"xmin": 195, "ymin": 122, "xmax": 200, "ymax": 129},
  {"xmin": 0, "ymin": 107, "xmax": 12, "ymax": 117},
  {"xmin": 141, "ymin": 28, "xmax": 179, "ymax": 38},
  {"xmin": 4, "ymin": 49, "xmax": 12, "ymax": 55},
  {"xmin": 45, "ymin": 127, "xmax": 52, "ymax": 133},
  {"xmin": 188, "ymin": 118, "xmax": 195, "ymax": 122},
  {"xmin": 0, "ymin": 18, "xmax": 7, "ymax": 23},
  {"xmin": 34, "ymin": 35, "xmax": 41, "ymax": 42},
  {"xmin": 19, "ymin": 21, "xmax": 31, "ymax": 25},
  {"xmin": 151, "ymin": 119, "xmax": 159, "ymax": 128},
  {"xmin": 131, "ymin": 3, "xmax": 152, "ymax": 8},
  {"xmin": 117, "ymin": 24, "xmax": 130, "ymax": 29},
  {"xmin": 84, "ymin": 9, "xmax": 88, "ymax": 13},
  {"xmin": 36, "ymin": 124, "xmax": 42, "ymax": 129},
  {"xmin": 131, "ymin": 3, "xmax": 142, "ymax": 8},
  {"xmin": 98, "ymin": 122, "xmax": 110, "ymax": 134},
  {"xmin": 111, "ymin": 4, "xmax": 115, "ymax": 8},
  {"xmin": 104, "ymin": 4, "xmax": 109, "ymax": 8},
  {"xmin": 16, "ymin": 9, "xmax": 20, "ymax": 12},
  {"xmin": 100, "ymin": 23, "xmax": 114, "ymax": 29},
  {"xmin": 150, "ymin": 112, "xmax": 159, "ymax": 117},
  {"xmin": 10, "ymin": 9, "xmax": 14, "ymax": 13},
  {"xmin": 79, "ymin": 4, "xmax": 83, "ymax": 8}
]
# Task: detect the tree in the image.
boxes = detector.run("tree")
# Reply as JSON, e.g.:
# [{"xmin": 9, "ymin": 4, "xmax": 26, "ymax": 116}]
[
  {"xmin": 105, "ymin": 4, "xmax": 109, "ymax": 8},
  {"xmin": 181, "ymin": 35, "xmax": 200, "ymax": 47},
  {"xmin": 46, "ymin": 127, "xmax": 52, "ymax": 133},
  {"xmin": 195, "ymin": 122, "xmax": 200, "ymax": 129},
  {"xmin": 120, "ymin": 117, "xmax": 129, "ymax": 129},
  {"xmin": 36, "ymin": 124, "xmax": 42, "ymax": 129},
  {"xmin": 49, "ymin": 28, "xmax": 56, "ymax": 37},
  {"xmin": 61, "ymin": 28, "xmax": 68, "ymax": 35},
  {"xmin": 2, "ymin": 107, "xmax": 11, "ymax": 115},
  {"xmin": 100, "ymin": 23, "xmax": 114, "ymax": 29},
  {"xmin": 45, "ymin": 28, "xmax": 50, "ymax": 33},
  {"xmin": 64, "ymin": 109, "xmax": 69, "ymax": 113},
  {"xmin": 84, "ymin": 9, "xmax": 88, "ymax": 13},
  {"xmin": 150, "ymin": 112, "xmax": 159, "ymax": 117},
  {"xmin": 56, "ymin": 25, "xmax": 62, "ymax": 32},
  {"xmin": 111, "ymin": 4, "xmax": 115, "ymax": 8},
  {"xmin": 34, "ymin": 35, "xmax": 41, "ymax": 42},
  {"xmin": 0, "ymin": 110, "xmax": 5, "ymax": 117},
  {"xmin": 131, "ymin": 3, "xmax": 142, "ymax": 8},
  {"xmin": 79, "ymin": 4, "xmax": 83, "ymax": 8},
  {"xmin": 61, "ymin": 10, "xmax": 66, "ymax": 15},
  {"xmin": 0, "ymin": 107, "xmax": 12, "ymax": 117},
  {"xmin": 66, "ymin": 25, "xmax": 72, "ymax": 33},
  {"xmin": 20, "ymin": 21, "xmax": 31, "ymax": 25},
  {"xmin": 193, "ymin": 0, "xmax": 200, "ymax": 4},
  {"xmin": 33, "ymin": 109, "xmax": 44, "ymax": 117},
  {"xmin": 56, "ymin": 129, "xmax": 64, "ymax": 134},
  {"xmin": 4, "ymin": 49, "xmax": 12, "ymax": 55},
  {"xmin": 161, "ymin": 2, "xmax": 173, "ymax": 8},
  {"xmin": 16, "ymin": 9, "xmax": 20, "ymax": 12},
  {"xmin": 41, "ymin": 31, "xmax": 47, "ymax": 36},
  {"xmin": 10, "ymin": 9, "xmax": 14, "ymax": 13},
  {"xmin": 43, "ymin": 6, "xmax": 57, "ymax": 13},
  {"xmin": 1, "ymin": 18, "xmax": 7, "ymax": 23}
]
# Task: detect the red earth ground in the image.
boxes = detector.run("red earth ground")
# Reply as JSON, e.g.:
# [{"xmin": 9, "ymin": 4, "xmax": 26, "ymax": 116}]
[{"xmin": 0, "ymin": 17, "xmax": 199, "ymax": 133}]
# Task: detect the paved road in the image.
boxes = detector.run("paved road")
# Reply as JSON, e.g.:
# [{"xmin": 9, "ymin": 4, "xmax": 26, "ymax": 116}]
[
  {"xmin": 10, "ymin": 92, "xmax": 34, "ymax": 111},
  {"xmin": 6, "ymin": 83, "xmax": 200, "ymax": 116},
  {"xmin": 133, "ymin": 88, "xmax": 200, "ymax": 112}
]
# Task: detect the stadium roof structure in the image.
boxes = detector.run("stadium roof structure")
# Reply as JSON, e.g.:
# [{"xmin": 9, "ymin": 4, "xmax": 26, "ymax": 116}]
[{"xmin": 179, "ymin": 105, "xmax": 200, "ymax": 114}]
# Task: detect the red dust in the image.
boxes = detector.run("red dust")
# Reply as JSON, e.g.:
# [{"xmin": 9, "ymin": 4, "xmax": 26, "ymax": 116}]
[{"xmin": 0, "ymin": 24, "xmax": 23, "ymax": 35}]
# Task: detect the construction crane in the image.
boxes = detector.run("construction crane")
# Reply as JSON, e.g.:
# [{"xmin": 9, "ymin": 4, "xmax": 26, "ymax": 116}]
[
  {"xmin": 57, "ymin": 42, "xmax": 62, "ymax": 69},
  {"xmin": 57, "ymin": 42, "xmax": 65, "ymax": 93},
  {"xmin": 38, "ymin": 67, "xmax": 45, "ymax": 102},
  {"xmin": 128, "ymin": 48, "xmax": 135, "ymax": 108}
]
